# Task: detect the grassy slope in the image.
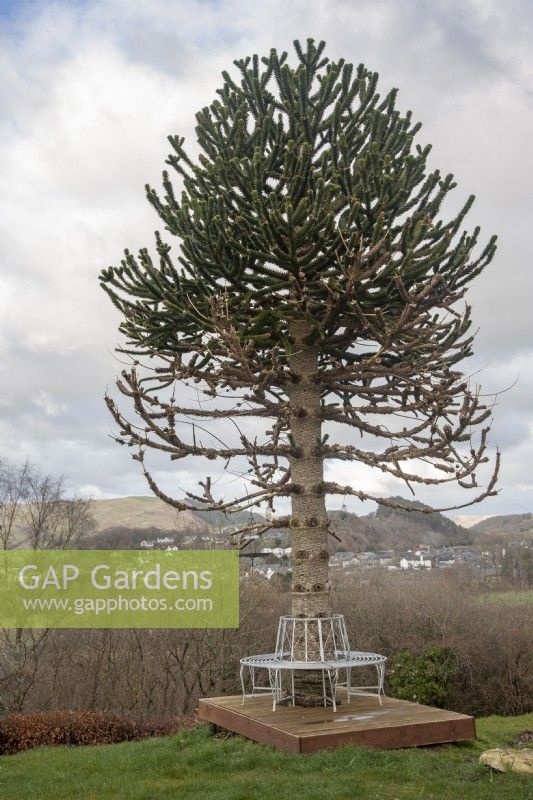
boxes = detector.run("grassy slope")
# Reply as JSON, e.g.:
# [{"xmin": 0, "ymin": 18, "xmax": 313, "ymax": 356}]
[
  {"xmin": 88, "ymin": 497, "xmax": 207, "ymax": 533},
  {"xmin": 1, "ymin": 715, "xmax": 532, "ymax": 800},
  {"xmin": 478, "ymin": 589, "xmax": 533, "ymax": 606}
]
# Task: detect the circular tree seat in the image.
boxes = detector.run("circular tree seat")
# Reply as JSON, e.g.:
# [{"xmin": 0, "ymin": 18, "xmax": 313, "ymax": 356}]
[{"xmin": 240, "ymin": 649, "xmax": 386, "ymax": 712}]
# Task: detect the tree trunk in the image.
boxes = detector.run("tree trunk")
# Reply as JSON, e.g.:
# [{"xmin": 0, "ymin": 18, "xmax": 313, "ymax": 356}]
[{"xmin": 287, "ymin": 321, "xmax": 331, "ymax": 619}]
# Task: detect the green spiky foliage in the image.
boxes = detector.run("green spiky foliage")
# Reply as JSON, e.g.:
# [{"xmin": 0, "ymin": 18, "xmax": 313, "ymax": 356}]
[{"xmin": 100, "ymin": 39, "xmax": 499, "ymax": 619}]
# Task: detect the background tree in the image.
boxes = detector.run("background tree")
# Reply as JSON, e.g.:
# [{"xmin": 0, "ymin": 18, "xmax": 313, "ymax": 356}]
[
  {"xmin": 100, "ymin": 39, "xmax": 499, "ymax": 619},
  {"xmin": 0, "ymin": 458, "xmax": 95, "ymax": 711},
  {"xmin": 0, "ymin": 459, "xmax": 95, "ymax": 551}
]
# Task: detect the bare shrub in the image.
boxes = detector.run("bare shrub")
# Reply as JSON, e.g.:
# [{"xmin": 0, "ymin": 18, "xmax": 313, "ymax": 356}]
[
  {"xmin": 0, "ymin": 574, "xmax": 287, "ymax": 718},
  {"xmin": 0, "ymin": 569, "xmax": 530, "ymax": 719},
  {"xmin": 0, "ymin": 459, "xmax": 95, "ymax": 713},
  {"xmin": 333, "ymin": 569, "xmax": 533, "ymax": 716}
]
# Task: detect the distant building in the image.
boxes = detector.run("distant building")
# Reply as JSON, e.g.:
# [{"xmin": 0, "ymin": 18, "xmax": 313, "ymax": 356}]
[
  {"xmin": 261, "ymin": 546, "xmax": 292, "ymax": 558},
  {"xmin": 400, "ymin": 552, "xmax": 432, "ymax": 570},
  {"xmin": 254, "ymin": 563, "xmax": 290, "ymax": 580}
]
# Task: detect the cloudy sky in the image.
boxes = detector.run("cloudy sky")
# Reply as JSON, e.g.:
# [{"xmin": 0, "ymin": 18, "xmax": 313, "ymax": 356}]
[{"xmin": 0, "ymin": 0, "xmax": 532, "ymax": 518}]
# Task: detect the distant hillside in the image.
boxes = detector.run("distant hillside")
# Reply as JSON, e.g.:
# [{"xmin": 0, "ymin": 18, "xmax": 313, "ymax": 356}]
[
  {"xmin": 89, "ymin": 496, "xmax": 532, "ymax": 552},
  {"xmin": 374, "ymin": 497, "xmax": 465, "ymax": 536},
  {"xmin": 469, "ymin": 513, "xmax": 533, "ymax": 541},
  {"xmin": 453, "ymin": 514, "xmax": 495, "ymax": 529},
  {"xmin": 185, "ymin": 506, "xmax": 263, "ymax": 528},
  {"xmin": 89, "ymin": 497, "xmax": 208, "ymax": 533},
  {"xmin": 79, "ymin": 526, "xmax": 179, "ymax": 550},
  {"xmin": 330, "ymin": 498, "xmax": 471, "ymax": 552},
  {"xmin": 88, "ymin": 496, "xmax": 472, "ymax": 551},
  {"xmin": 88, "ymin": 497, "xmax": 260, "ymax": 537}
]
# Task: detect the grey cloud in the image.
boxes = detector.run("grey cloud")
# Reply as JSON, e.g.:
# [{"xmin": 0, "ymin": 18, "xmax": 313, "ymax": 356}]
[{"xmin": 0, "ymin": 0, "xmax": 531, "ymax": 516}]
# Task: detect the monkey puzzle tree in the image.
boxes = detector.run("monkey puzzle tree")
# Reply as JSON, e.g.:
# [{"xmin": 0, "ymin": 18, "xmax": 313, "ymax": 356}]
[{"xmin": 100, "ymin": 39, "xmax": 499, "ymax": 620}]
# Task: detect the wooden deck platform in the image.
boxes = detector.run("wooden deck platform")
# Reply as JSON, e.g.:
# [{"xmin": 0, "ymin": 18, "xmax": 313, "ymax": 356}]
[{"xmin": 197, "ymin": 691, "xmax": 475, "ymax": 753}]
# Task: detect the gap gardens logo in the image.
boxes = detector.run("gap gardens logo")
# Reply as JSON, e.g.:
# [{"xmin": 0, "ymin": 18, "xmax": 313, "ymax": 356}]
[{"xmin": 0, "ymin": 550, "xmax": 239, "ymax": 629}]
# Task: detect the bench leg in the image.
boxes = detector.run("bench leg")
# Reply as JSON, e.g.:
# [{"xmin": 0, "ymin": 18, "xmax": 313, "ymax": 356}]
[
  {"xmin": 376, "ymin": 663, "xmax": 385, "ymax": 705},
  {"xmin": 269, "ymin": 668, "xmax": 282, "ymax": 711},
  {"xmin": 327, "ymin": 669, "xmax": 337, "ymax": 712},
  {"xmin": 291, "ymin": 669, "xmax": 295, "ymax": 706},
  {"xmin": 240, "ymin": 664, "xmax": 246, "ymax": 704},
  {"xmin": 347, "ymin": 666, "xmax": 351, "ymax": 702}
]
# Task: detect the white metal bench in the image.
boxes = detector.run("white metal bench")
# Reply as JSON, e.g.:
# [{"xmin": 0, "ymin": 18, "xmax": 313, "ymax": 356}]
[{"xmin": 240, "ymin": 650, "xmax": 386, "ymax": 712}]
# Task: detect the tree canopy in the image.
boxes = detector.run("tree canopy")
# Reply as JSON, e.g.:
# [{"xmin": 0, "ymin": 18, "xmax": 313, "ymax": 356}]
[{"xmin": 100, "ymin": 38, "xmax": 499, "ymax": 562}]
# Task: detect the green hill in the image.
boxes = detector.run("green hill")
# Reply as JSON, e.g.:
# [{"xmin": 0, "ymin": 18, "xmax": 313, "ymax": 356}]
[
  {"xmin": 87, "ymin": 495, "xmax": 473, "ymax": 551},
  {"xmin": 373, "ymin": 496, "xmax": 466, "ymax": 537},
  {"xmin": 87, "ymin": 496, "xmax": 533, "ymax": 552},
  {"xmin": 89, "ymin": 496, "xmax": 208, "ymax": 533},
  {"xmin": 330, "ymin": 498, "xmax": 471, "ymax": 552},
  {"xmin": 470, "ymin": 513, "xmax": 533, "ymax": 541}
]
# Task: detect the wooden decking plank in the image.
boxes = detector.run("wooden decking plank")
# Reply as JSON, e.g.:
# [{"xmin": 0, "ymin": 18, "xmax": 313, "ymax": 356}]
[
  {"xmin": 196, "ymin": 693, "xmax": 475, "ymax": 753},
  {"xmin": 298, "ymin": 717, "xmax": 475, "ymax": 752},
  {"xmin": 197, "ymin": 697, "xmax": 301, "ymax": 753}
]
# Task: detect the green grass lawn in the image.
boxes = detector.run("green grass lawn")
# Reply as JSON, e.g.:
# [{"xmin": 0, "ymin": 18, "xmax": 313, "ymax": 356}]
[
  {"xmin": 478, "ymin": 589, "xmax": 533, "ymax": 606},
  {"xmin": 0, "ymin": 714, "xmax": 531, "ymax": 800}
]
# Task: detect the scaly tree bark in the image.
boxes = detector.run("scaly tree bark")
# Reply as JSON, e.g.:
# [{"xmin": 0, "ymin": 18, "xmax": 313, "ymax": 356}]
[{"xmin": 100, "ymin": 39, "xmax": 499, "ymax": 619}]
